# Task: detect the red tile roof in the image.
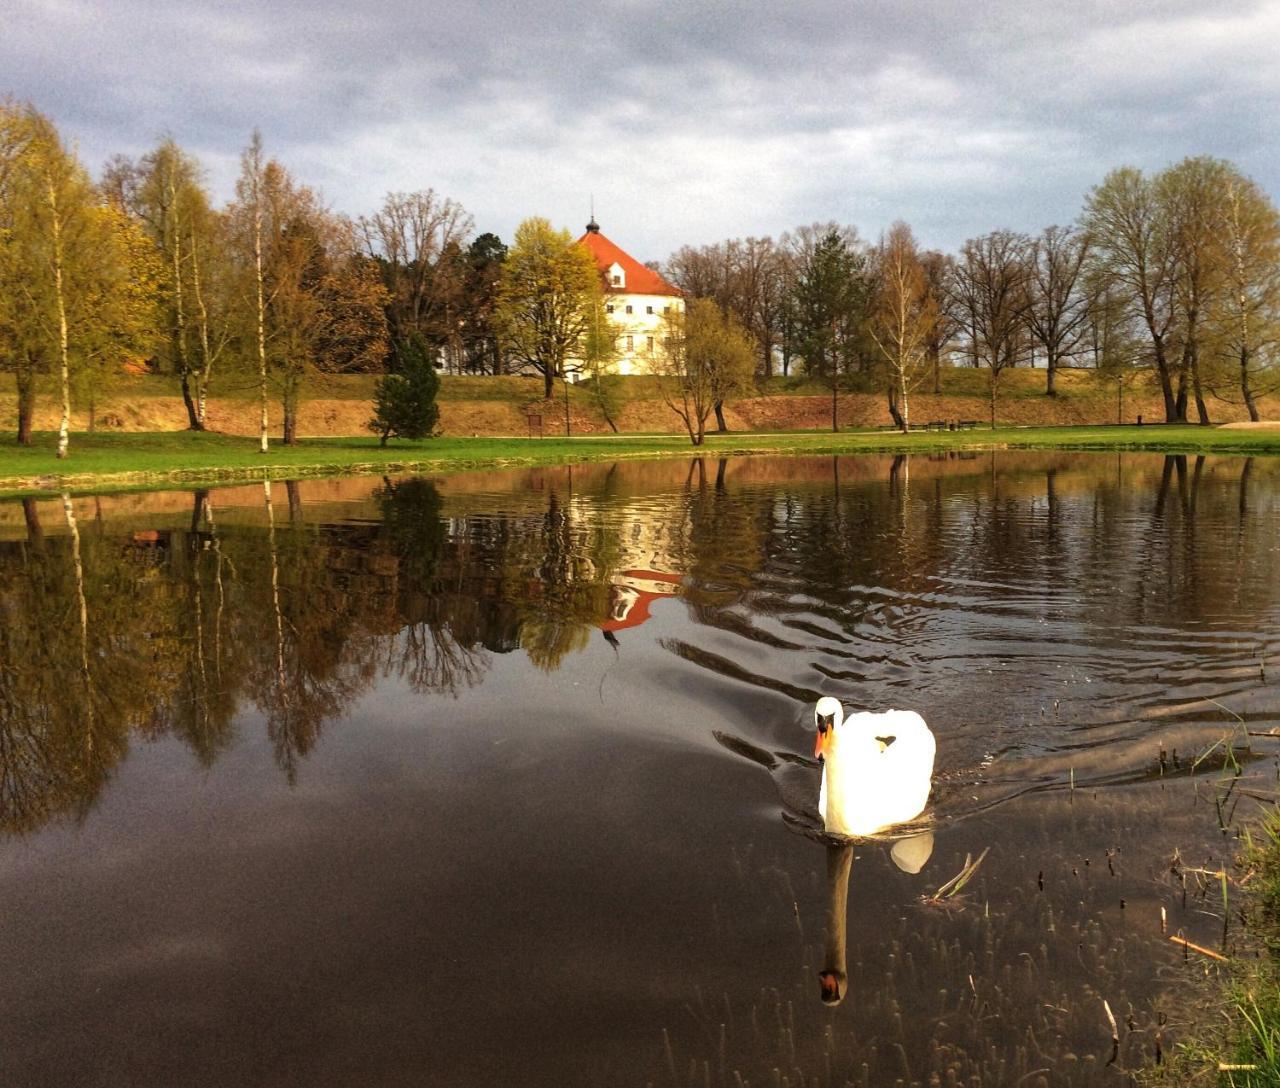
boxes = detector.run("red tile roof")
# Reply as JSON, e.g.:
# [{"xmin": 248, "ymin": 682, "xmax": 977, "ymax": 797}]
[{"xmin": 576, "ymin": 223, "xmax": 682, "ymax": 298}]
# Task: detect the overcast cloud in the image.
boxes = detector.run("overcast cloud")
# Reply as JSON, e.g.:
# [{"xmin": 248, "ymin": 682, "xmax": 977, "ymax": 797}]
[{"xmin": 6, "ymin": 0, "xmax": 1279, "ymax": 261}]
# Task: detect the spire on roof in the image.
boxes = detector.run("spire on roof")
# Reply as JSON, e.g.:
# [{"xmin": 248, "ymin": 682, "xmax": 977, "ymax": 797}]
[{"xmin": 585, "ymin": 215, "xmax": 600, "ymax": 234}]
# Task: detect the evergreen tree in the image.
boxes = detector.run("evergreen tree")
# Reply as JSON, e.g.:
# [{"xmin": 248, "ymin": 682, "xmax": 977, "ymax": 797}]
[{"xmin": 368, "ymin": 333, "xmax": 440, "ymax": 445}]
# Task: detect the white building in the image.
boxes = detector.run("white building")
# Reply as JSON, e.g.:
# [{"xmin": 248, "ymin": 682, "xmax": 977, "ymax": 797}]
[{"xmin": 577, "ymin": 218, "xmax": 683, "ymax": 376}]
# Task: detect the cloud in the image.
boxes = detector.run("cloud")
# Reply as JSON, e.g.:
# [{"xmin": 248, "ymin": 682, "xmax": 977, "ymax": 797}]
[{"xmin": 4, "ymin": 0, "xmax": 1278, "ymax": 258}]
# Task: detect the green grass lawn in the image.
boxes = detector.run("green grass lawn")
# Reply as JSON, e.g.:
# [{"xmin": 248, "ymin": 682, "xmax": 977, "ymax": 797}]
[{"xmin": 1, "ymin": 423, "xmax": 1277, "ymax": 496}]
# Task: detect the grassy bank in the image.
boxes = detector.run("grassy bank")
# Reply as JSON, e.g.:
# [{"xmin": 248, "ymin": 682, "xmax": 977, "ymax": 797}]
[
  {"xmin": 2, "ymin": 424, "xmax": 1279, "ymax": 497},
  {"xmin": 1145, "ymin": 806, "xmax": 1280, "ymax": 1086}
]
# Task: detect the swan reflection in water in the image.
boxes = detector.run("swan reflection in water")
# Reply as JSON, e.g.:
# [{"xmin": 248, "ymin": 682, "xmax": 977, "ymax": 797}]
[{"xmin": 819, "ymin": 831, "xmax": 934, "ymax": 1006}]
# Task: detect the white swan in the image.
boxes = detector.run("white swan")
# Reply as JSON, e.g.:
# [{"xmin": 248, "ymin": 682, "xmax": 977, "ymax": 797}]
[{"xmin": 814, "ymin": 696, "xmax": 936, "ymax": 837}]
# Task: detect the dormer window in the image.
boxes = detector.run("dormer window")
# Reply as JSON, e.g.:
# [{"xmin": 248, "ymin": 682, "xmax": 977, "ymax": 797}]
[
  {"xmin": 608, "ymin": 262, "xmax": 626, "ymax": 290},
  {"xmin": 612, "ymin": 275, "xmax": 621, "ymax": 286}
]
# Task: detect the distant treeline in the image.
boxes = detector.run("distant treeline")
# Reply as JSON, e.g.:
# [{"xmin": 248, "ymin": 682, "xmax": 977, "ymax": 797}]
[{"xmin": 2, "ymin": 99, "xmax": 1278, "ymax": 457}]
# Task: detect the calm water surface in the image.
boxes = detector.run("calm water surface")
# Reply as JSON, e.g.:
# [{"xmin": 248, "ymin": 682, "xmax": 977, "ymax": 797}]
[{"xmin": 1, "ymin": 452, "xmax": 1278, "ymax": 1087}]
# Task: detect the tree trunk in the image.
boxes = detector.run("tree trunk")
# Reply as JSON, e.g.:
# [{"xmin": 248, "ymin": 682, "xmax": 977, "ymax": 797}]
[
  {"xmin": 1241, "ymin": 347, "xmax": 1260, "ymax": 422},
  {"xmin": 989, "ymin": 372, "xmax": 997, "ymax": 430},
  {"xmin": 282, "ymin": 403, "xmax": 297, "ymax": 445},
  {"xmin": 252, "ymin": 163, "xmax": 269, "ymax": 455},
  {"xmin": 49, "ymin": 179, "xmax": 72, "ymax": 461},
  {"xmin": 191, "ymin": 223, "xmax": 213, "ymax": 428},
  {"xmin": 1190, "ymin": 344, "xmax": 1210, "ymax": 425},
  {"xmin": 1173, "ymin": 362, "xmax": 1189, "ymax": 423},
  {"xmin": 900, "ymin": 370, "xmax": 910, "ymax": 434},
  {"xmin": 930, "ymin": 344, "xmax": 940, "ymax": 394},
  {"xmin": 887, "ymin": 384, "xmax": 904, "ymax": 431},
  {"xmin": 713, "ymin": 400, "xmax": 727, "ymax": 433},
  {"xmin": 830, "ymin": 375, "xmax": 838, "ymax": 432},
  {"xmin": 1150, "ymin": 330, "xmax": 1177, "ymax": 422},
  {"xmin": 1046, "ymin": 353, "xmax": 1056, "ymax": 396},
  {"xmin": 543, "ymin": 366, "xmax": 554, "ymax": 401},
  {"xmin": 180, "ymin": 371, "xmax": 202, "ymax": 431},
  {"xmin": 16, "ymin": 370, "xmax": 35, "ymax": 446}
]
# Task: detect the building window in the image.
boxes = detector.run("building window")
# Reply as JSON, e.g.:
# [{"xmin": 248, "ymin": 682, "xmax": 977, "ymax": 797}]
[
  {"xmin": 606, "ymin": 304, "xmax": 614, "ymax": 314},
  {"xmin": 663, "ymin": 305, "xmax": 671, "ymax": 313},
  {"xmin": 646, "ymin": 305, "xmax": 654, "ymax": 314},
  {"xmin": 646, "ymin": 336, "xmax": 654, "ymax": 353},
  {"xmin": 612, "ymin": 274, "xmax": 621, "ymax": 286},
  {"xmin": 625, "ymin": 304, "xmax": 633, "ymax": 314},
  {"xmin": 625, "ymin": 334, "xmax": 634, "ymax": 351}
]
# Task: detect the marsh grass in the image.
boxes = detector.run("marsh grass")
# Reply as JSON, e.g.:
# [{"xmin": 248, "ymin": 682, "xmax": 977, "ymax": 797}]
[{"xmin": 1144, "ymin": 808, "xmax": 1280, "ymax": 1086}]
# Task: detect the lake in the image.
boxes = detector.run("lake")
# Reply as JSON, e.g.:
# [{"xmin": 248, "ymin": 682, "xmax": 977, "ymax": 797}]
[{"xmin": 0, "ymin": 451, "xmax": 1277, "ymax": 1087}]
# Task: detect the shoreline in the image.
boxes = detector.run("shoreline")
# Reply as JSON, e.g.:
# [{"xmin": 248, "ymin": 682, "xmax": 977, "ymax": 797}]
[{"xmin": 3, "ymin": 423, "xmax": 1280, "ymax": 497}]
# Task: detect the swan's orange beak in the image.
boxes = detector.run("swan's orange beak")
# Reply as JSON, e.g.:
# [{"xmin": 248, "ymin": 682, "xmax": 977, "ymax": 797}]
[{"xmin": 814, "ymin": 713, "xmax": 834, "ymax": 760}]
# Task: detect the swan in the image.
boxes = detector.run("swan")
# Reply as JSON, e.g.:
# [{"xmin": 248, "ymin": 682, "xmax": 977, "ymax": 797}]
[{"xmin": 814, "ymin": 696, "xmax": 935, "ymax": 837}]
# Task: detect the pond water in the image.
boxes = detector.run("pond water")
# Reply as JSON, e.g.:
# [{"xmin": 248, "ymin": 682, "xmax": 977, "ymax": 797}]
[{"xmin": 1, "ymin": 452, "xmax": 1278, "ymax": 1087}]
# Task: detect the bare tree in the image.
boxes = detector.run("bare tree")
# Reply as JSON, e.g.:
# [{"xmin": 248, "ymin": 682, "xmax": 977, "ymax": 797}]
[
  {"xmin": 1083, "ymin": 167, "xmax": 1181, "ymax": 421},
  {"xmin": 1022, "ymin": 225, "xmax": 1092, "ymax": 396},
  {"xmin": 950, "ymin": 230, "xmax": 1032, "ymax": 428},
  {"xmin": 358, "ymin": 189, "xmax": 473, "ymax": 344},
  {"xmin": 1204, "ymin": 171, "xmax": 1280, "ymax": 420}
]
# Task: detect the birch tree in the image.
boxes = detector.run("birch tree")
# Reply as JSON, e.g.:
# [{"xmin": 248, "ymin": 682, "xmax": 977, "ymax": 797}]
[
  {"xmin": 234, "ymin": 130, "xmax": 271, "ymax": 453},
  {"xmin": 868, "ymin": 222, "xmax": 937, "ymax": 432}
]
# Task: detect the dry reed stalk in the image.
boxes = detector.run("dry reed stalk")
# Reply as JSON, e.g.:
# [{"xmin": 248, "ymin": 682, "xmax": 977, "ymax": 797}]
[{"xmin": 1168, "ymin": 934, "xmax": 1228, "ymax": 962}]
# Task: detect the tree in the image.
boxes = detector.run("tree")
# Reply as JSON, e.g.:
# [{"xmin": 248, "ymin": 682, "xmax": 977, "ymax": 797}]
[
  {"xmin": 788, "ymin": 225, "xmax": 870, "ymax": 431},
  {"xmin": 131, "ymin": 138, "xmax": 213, "ymax": 429},
  {"xmin": 920, "ymin": 250, "xmax": 957, "ymax": 394},
  {"xmin": 494, "ymin": 217, "xmax": 600, "ymax": 400},
  {"xmin": 0, "ymin": 101, "xmax": 44, "ymax": 445},
  {"xmin": 950, "ymin": 229, "xmax": 1032, "ymax": 429},
  {"xmin": 1083, "ymin": 167, "xmax": 1181, "ymax": 421},
  {"xmin": 230, "ymin": 150, "xmax": 389, "ymax": 445},
  {"xmin": 656, "ymin": 298, "xmax": 755, "ymax": 446},
  {"xmin": 0, "ymin": 105, "xmax": 152, "ymax": 457},
  {"xmin": 358, "ymin": 189, "xmax": 473, "ymax": 346},
  {"xmin": 1203, "ymin": 171, "xmax": 1280, "ymax": 420},
  {"xmin": 1022, "ymin": 225, "xmax": 1092, "ymax": 396},
  {"xmin": 458, "ymin": 233, "xmax": 507, "ymax": 374},
  {"xmin": 368, "ymin": 333, "xmax": 440, "ymax": 444},
  {"xmin": 581, "ymin": 299, "xmax": 623, "ymax": 432},
  {"xmin": 1160, "ymin": 156, "xmax": 1234, "ymax": 425},
  {"xmin": 868, "ymin": 222, "xmax": 937, "ymax": 432},
  {"xmin": 233, "ymin": 130, "xmax": 271, "ymax": 453},
  {"xmin": 68, "ymin": 203, "xmax": 162, "ymax": 431}
]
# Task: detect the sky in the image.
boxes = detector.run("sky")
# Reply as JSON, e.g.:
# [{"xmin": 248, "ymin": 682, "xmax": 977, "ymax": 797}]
[{"xmin": 6, "ymin": 0, "xmax": 1280, "ymax": 263}]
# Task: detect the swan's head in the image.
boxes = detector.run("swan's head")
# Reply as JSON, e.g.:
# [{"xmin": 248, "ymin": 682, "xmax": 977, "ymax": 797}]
[
  {"xmin": 818, "ymin": 968, "xmax": 847, "ymax": 1005},
  {"xmin": 814, "ymin": 696, "xmax": 843, "ymax": 760}
]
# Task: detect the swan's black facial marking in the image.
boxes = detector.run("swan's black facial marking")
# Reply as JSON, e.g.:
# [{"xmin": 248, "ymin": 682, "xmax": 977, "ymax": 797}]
[{"xmin": 816, "ymin": 712, "xmax": 836, "ymax": 735}]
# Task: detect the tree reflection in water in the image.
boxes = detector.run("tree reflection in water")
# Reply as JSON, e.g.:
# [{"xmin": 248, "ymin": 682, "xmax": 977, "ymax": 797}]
[{"xmin": 0, "ymin": 452, "xmax": 1277, "ymax": 839}]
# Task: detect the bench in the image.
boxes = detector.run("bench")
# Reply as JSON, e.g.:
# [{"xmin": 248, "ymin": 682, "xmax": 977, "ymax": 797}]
[{"xmin": 957, "ymin": 420, "xmax": 980, "ymax": 430}]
